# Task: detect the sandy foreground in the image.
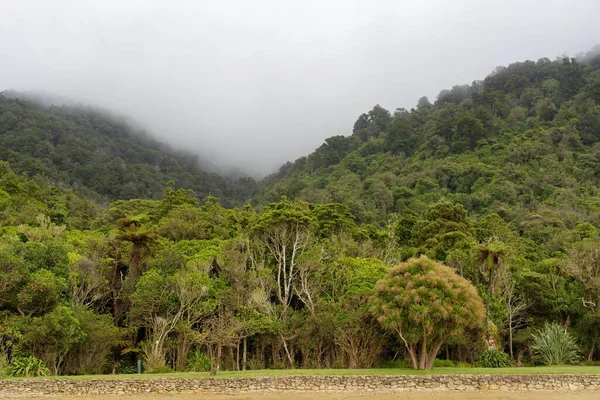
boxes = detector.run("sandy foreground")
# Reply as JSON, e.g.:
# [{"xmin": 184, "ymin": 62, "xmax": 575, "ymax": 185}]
[{"xmin": 22, "ymin": 392, "xmax": 600, "ymax": 400}]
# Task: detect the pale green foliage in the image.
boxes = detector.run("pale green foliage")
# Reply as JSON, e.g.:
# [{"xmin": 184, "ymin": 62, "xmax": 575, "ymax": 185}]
[
  {"xmin": 475, "ymin": 349, "xmax": 511, "ymax": 368},
  {"xmin": 531, "ymin": 323, "xmax": 581, "ymax": 365},
  {"xmin": 8, "ymin": 355, "xmax": 50, "ymax": 377},
  {"xmin": 17, "ymin": 269, "xmax": 66, "ymax": 316},
  {"xmin": 186, "ymin": 349, "xmax": 211, "ymax": 372},
  {"xmin": 141, "ymin": 339, "xmax": 166, "ymax": 371},
  {"xmin": 339, "ymin": 257, "xmax": 388, "ymax": 296},
  {"xmin": 18, "ymin": 214, "xmax": 65, "ymax": 242}
]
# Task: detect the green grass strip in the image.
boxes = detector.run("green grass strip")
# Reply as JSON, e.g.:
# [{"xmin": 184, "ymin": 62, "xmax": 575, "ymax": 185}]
[{"xmin": 3, "ymin": 366, "xmax": 600, "ymax": 381}]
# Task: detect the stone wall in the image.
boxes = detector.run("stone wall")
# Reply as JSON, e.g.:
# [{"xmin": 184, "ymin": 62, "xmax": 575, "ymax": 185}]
[{"xmin": 1, "ymin": 374, "xmax": 600, "ymax": 398}]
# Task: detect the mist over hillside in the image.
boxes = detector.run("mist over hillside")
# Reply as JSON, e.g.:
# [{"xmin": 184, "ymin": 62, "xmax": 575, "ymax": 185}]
[
  {"xmin": 0, "ymin": 92, "xmax": 258, "ymax": 205},
  {"xmin": 0, "ymin": 89, "xmax": 258, "ymax": 179},
  {"xmin": 2, "ymin": 1, "xmax": 599, "ymax": 177},
  {"xmin": 256, "ymin": 48, "xmax": 600, "ymax": 227}
]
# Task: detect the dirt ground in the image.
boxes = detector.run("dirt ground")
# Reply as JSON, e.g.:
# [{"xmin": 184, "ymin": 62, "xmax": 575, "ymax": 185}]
[{"xmin": 23, "ymin": 392, "xmax": 600, "ymax": 400}]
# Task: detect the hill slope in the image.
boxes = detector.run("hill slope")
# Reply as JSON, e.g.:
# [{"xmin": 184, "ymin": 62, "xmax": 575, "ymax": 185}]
[
  {"xmin": 256, "ymin": 52, "xmax": 600, "ymax": 249},
  {"xmin": 0, "ymin": 95, "xmax": 256, "ymax": 206}
]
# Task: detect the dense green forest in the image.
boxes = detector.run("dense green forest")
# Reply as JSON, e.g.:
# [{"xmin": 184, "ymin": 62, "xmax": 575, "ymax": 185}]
[
  {"xmin": 0, "ymin": 94, "xmax": 257, "ymax": 206},
  {"xmin": 2, "ymin": 49, "xmax": 600, "ymax": 375}
]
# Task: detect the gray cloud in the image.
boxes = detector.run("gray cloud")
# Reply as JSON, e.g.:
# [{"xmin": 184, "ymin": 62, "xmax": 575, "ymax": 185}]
[{"xmin": 1, "ymin": 0, "xmax": 599, "ymax": 176}]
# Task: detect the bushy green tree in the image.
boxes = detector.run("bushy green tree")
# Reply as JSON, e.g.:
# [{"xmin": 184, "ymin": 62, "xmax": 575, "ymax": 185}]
[
  {"xmin": 19, "ymin": 305, "xmax": 86, "ymax": 375},
  {"xmin": 17, "ymin": 269, "xmax": 66, "ymax": 316},
  {"xmin": 371, "ymin": 256, "xmax": 485, "ymax": 369}
]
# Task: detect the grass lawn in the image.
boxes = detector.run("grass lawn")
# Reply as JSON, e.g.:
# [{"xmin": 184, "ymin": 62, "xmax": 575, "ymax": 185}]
[{"xmin": 3, "ymin": 365, "xmax": 600, "ymax": 380}]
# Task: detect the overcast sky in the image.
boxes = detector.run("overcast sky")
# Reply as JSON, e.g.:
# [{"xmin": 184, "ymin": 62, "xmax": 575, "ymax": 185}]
[{"xmin": 1, "ymin": 0, "xmax": 599, "ymax": 176}]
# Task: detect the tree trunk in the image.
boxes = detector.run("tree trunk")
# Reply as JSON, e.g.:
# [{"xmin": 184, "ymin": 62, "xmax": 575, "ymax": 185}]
[
  {"xmin": 425, "ymin": 341, "xmax": 444, "ymax": 370},
  {"xmin": 236, "ymin": 340, "xmax": 240, "ymax": 371},
  {"xmin": 272, "ymin": 342, "xmax": 279, "ymax": 368},
  {"xmin": 508, "ymin": 316, "xmax": 514, "ymax": 360},
  {"xmin": 227, "ymin": 346, "xmax": 234, "ymax": 370},
  {"xmin": 486, "ymin": 266, "xmax": 493, "ymax": 327},
  {"xmin": 211, "ymin": 343, "xmax": 222, "ymax": 375},
  {"xmin": 175, "ymin": 335, "xmax": 191, "ymax": 371},
  {"xmin": 216, "ymin": 343, "xmax": 222, "ymax": 374},
  {"xmin": 418, "ymin": 336, "xmax": 427, "ymax": 370},
  {"xmin": 485, "ymin": 264, "xmax": 494, "ymax": 347},
  {"xmin": 243, "ymin": 337, "xmax": 247, "ymax": 371},
  {"xmin": 281, "ymin": 335, "xmax": 294, "ymax": 368},
  {"xmin": 406, "ymin": 344, "xmax": 418, "ymax": 369}
]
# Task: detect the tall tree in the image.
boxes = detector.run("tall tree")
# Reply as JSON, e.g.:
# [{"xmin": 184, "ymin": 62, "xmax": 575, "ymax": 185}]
[
  {"xmin": 471, "ymin": 240, "xmax": 509, "ymax": 337},
  {"xmin": 251, "ymin": 198, "xmax": 316, "ymax": 317}
]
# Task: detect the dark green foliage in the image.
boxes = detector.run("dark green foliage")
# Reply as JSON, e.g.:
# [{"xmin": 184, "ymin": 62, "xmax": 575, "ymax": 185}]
[
  {"xmin": 255, "ymin": 52, "xmax": 600, "ymax": 238},
  {"xmin": 475, "ymin": 349, "xmax": 512, "ymax": 368},
  {"xmin": 433, "ymin": 359, "xmax": 457, "ymax": 368},
  {"xmin": 0, "ymin": 94, "xmax": 255, "ymax": 206},
  {"xmin": 146, "ymin": 365, "xmax": 173, "ymax": 374},
  {"xmin": 378, "ymin": 359, "xmax": 409, "ymax": 369}
]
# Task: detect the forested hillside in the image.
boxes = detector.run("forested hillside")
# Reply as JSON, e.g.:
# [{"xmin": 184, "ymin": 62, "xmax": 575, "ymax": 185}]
[
  {"xmin": 258, "ymin": 53, "xmax": 600, "ymax": 261},
  {"xmin": 2, "ymin": 50, "xmax": 600, "ymax": 376},
  {"xmin": 0, "ymin": 95, "xmax": 256, "ymax": 206}
]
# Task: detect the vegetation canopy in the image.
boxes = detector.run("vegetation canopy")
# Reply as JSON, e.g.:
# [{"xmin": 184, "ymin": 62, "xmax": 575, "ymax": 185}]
[{"xmin": 2, "ymin": 47, "xmax": 600, "ymax": 375}]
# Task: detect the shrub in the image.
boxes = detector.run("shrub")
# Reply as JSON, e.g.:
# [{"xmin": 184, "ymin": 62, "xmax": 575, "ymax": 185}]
[
  {"xmin": 475, "ymin": 349, "xmax": 512, "ymax": 368},
  {"xmin": 109, "ymin": 360, "xmax": 137, "ymax": 374},
  {"xmin": 7, "ymin": 356, "xmax": 50, "ymax": 377},
  {"xmin": 456, "ymin": 361, "xmax": 473, "ymax": 368},
  {"xmin": 378, "ymin": 359, "xmax": 409, "ymax": 369},
  {"xmin": 187, "ymin": 350, "xmax": 211, "ymax": 372},
  {"xmin": 433, "ymin": 358, "xmax": 456, "ymax": 368},
  {"xmin": 582, "ymin": 360, "xmax": 600, "ymax": 366},
  {"xmin": 146, "ymin": 365, "xmax": 173, "ymax": 374},
  {"xmin": 531, "ymin": 323, "xmax": 581, "ymax": 365},
  {"xmin": 0, "ymin": 356, "xmax": 7, "ymax": 376}
]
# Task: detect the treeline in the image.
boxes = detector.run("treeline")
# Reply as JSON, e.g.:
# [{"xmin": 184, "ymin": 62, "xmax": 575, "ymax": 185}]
[
  {"xmin": 0, "ymin": 161, "xmax": 599, "ymax": 374},
  {"xmin": 0, "ymin": 169, "xmax": 397, "ymax": 374}
]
